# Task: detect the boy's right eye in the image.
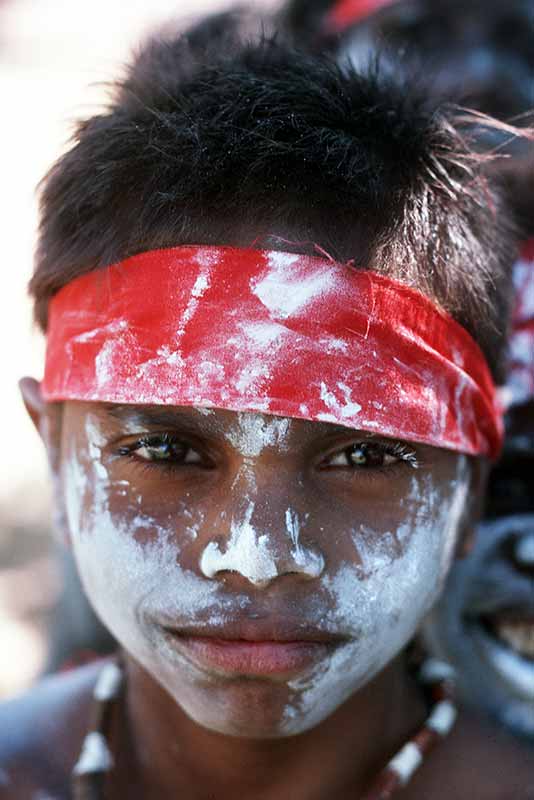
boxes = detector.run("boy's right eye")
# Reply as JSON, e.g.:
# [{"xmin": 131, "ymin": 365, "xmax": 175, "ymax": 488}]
[{"xmin": 118, "ymin": 434, "xmax": 204, "ymax": 466}]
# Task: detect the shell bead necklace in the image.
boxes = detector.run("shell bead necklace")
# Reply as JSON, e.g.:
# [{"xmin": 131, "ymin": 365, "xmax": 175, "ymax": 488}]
[{"xmin": 71, "ymin": 657, "xmax": 457, "ymax": 800}]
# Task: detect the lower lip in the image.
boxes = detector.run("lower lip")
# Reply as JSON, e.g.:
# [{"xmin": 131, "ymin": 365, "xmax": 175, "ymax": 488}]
[{"xmin": 166, "ymin": 634, "xmax": 333, "ymax": 676}]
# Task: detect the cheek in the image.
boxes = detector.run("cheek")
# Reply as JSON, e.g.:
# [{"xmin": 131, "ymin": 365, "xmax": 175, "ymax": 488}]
[
  {"xmin": 61, "ymin": 431, "xmax": 240, "ymax": 672},
  {"xmin": 282, "ymin": 462, "xmax": 470, "ymax": 733},
  {"xmin": 331, "ymin": 463, "xmax": 470, "ymax": 636}
]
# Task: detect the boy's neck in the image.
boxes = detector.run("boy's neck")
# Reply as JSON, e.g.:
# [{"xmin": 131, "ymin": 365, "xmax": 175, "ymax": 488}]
[{"xmin": 115, "ymin": 652, "xmax": 427, "ymax": 800}]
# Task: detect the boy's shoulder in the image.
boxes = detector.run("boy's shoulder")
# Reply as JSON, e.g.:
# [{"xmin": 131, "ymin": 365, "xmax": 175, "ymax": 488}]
[
  {"xmin": 409, "ymin": 710, "xmax": 534, "ymax": 800},
  {"xmin": 0, "ymin": 659, "xmax": 106, "ymax": 799}
]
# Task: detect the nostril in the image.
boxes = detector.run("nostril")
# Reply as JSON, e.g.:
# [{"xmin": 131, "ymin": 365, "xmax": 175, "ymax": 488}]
[{"xmin": 511, "ymin": 533, "xmax": 534, "ymax": 574}]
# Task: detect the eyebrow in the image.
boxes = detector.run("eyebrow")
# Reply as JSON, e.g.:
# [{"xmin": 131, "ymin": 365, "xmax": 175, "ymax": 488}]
[
  {"xmin": 104, "ymin": 404, "xmax": 209, "ymax": 431},
  {"xmin": 102, "ymin": 403, "xmax": 383, "ymax": 443}
]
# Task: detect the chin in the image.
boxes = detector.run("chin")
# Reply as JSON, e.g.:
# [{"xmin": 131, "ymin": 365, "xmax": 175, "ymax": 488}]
[{"xmin": 158, "ymin": 674, "xmax": 321, "ymax": 739}]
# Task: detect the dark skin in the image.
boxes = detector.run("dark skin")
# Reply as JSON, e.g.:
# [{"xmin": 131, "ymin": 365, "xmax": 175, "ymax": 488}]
[{"xmin": 1, "ymin": 382, "xmax": 533, "ymax": 800}]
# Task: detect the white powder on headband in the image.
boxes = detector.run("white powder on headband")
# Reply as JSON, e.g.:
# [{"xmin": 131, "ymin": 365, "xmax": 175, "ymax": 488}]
[
  {"xmin": 72, "ymin": 319, "xmax": 128, "ymax": 345},
  {"xmin": 227, "ymin": 320, "xmax": 289, "ymax": 398},
  {"xmin": 91, "ymin": 321, "xmax": 130, "ymax": 389},
  {"xmin": 252, "ymin": 251, "xmax": 337, "ymax": 319},
  {"xmin": 317, "ymin": 336, "xmax": 349, "ymax": 355},
  {"xmin": 131, "ymin": 264, "xmax": 211, "ymax": 395},
  {"xmin": 318, "ymin": 382, "xmax": 362, "ymax": 422},
  {"xmin": 95, "ymin": 340, "xmax": 119, "ymax": 388},
  {"xmin": 175, "ymin": 268, "xmax": 211, "ymax": 339},
  {"xmin": 233, "ymin": 320, "xmax": 288, "ymax": 348}
]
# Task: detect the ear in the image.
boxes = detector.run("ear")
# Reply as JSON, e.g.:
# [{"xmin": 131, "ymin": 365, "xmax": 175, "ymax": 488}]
[
  {"xmin": 19, "ymin": 377, "xmax": 68, "ymax": 542},
  {"xmin": 455, "ymin": 456, "xmax": 489, "ymax": 559},
  {"xmin": 19, "ymin": 377, "xmax": 62, "ymax": 468}
]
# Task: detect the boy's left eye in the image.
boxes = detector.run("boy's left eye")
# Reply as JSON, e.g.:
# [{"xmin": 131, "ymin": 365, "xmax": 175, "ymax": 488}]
[{"xmin": 323, "ymin": 442, "xmax": 416, "ymax": 469}]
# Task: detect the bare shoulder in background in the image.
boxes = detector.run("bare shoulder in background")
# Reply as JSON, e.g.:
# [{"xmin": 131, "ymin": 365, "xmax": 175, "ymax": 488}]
[{"xmin": 0, "ymin": 661, "xmax": 104, "ymax": 799}]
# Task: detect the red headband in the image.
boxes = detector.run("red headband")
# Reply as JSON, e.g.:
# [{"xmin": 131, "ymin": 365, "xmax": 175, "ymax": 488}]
[
  {"xmin": 327, "ymin": 0, "xmax": 399, "ymax": 32},
  {"xmin": 43, "ymin": 246, "xmax": 502, "ymax": 459}
]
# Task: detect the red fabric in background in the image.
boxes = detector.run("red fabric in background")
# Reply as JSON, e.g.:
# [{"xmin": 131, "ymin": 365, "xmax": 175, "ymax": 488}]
[
  {"xmin": 43, "ymin": 245, "xmax": 503, "ymax": 459},
  {"xmin": 327, "ymin": 0, "xmax": 398, "ymax": 31}
]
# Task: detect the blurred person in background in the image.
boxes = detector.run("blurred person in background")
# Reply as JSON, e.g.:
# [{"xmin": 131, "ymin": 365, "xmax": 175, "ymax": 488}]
[
  {"xmin": 2, "ymin": 8, "xmax": 534, "ymax": 800},
  {"xmin": 279, "ymin": 0, "xmax": 534, "ymax": 741}
]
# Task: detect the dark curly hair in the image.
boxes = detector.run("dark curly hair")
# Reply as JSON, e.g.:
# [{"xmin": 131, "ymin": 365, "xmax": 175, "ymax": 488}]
[{"xmin": 31, "ymin": 14, "xmax": 518, "ymax": 379}]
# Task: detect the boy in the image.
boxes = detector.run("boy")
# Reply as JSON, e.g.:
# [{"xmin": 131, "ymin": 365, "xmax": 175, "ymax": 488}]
[{"xmin": 2, "ymin": 22, "xmax": 533, "ymax": 800}]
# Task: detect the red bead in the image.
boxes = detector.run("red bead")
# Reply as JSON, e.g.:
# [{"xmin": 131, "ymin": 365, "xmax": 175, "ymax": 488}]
[
  {"xmin": 431, "ymin": 682, "xmax": 453, "ymax": 702},
  {"xmin": 413, "ymin": 726, "xmax": 439, "ymax": 754},
  {"xmin": 361, "ymin": 768, "xmax": 401, "ymax": 800}
]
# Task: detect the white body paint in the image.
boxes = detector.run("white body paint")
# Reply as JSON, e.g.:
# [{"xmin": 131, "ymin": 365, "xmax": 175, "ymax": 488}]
[
  {"xmin": 281, "ymin": 459, "xmax": 469, "ymax": 734},
  {"xmin": 200, "ymin": 414, "xmax": 324, "ymax": 585},
  {"xmin": 224, "ymin": 412, "xmax": 290, "ymax": 458},
  {"xmin": 200, "ymin": 502, "xmax": 278, "ymax": 587},
  {"xmin": 65, "ymin": 413, "xmax": 470, "ymax": 738},
  {"xmin": 200, "ymin": 503, "xmax": 324, "ymax": 586},
  {"xmin": 285, "ymin": 508, "xmax": 324, "ymax": 576},
  {"xmin": 65, "ymin": 416, "xmax": 250, "ymax": 702}
]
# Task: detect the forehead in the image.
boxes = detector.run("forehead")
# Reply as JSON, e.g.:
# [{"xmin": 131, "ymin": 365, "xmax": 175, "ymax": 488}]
[{"xmin": 69, "ymin": 401, "xmax": 373, "ymax": 442}]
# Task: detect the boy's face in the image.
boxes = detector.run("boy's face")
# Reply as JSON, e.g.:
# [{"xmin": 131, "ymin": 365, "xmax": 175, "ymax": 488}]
[{"xmin": 45, "ymin": 398, "xmax": 473, "ymax": 738}]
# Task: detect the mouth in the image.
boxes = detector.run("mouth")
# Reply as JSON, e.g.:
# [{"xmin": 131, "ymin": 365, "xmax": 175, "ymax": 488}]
[
  {"xmin": 158, "ymin": 620, "xmax": 345, "ymax": 678},
  {"xmin": 468, "ymin": 610, "xmax": 534, "ymax": 697}
]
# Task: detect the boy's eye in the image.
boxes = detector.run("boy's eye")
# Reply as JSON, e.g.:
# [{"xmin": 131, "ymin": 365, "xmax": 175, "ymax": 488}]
[
  {"xmin": 324, "ymin": 442, "xmax": 418, "ymax": 469},
  {"xmin": 119, "ymin": 435, "xmax": 203, "ymax": 466}
]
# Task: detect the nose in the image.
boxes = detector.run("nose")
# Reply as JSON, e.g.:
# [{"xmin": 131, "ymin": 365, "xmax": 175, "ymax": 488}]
[
  {"xmin": 199, "ymin": 502, "xmax": 325, "ymax": 588},
  {"xmin": 512, "ymin": 532, "xmax": 534, "ymax": 576}
]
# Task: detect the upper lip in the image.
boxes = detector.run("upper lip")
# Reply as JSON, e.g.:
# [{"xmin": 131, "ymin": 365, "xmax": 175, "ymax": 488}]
[{"xmin": 157, "ymin": 618, "xmax": 347, "ymax": 645}]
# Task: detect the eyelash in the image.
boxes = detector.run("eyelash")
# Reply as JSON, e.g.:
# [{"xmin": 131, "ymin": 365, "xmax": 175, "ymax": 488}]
[
  {"xmin": 116, "ymin": 433, "xmax": 419, "ymax": 474},
  {"xmin": 116, "ymin": 433, "xmax": 211, "ymax": 473},
  {"xmin": 321, "ymin": 441, "xmax": 419, "ymax": 472}
]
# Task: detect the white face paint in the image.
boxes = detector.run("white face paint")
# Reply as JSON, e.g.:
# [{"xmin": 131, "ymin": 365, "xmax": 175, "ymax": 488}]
[
  {"xmin": 64, "ymin": 414, "xmax": 250, "ymax": 693},
  {"xmin": 199, "ymin": 414, "xmax": 324, "ymax": 587},
  {"xmin": 223, "ymin": 412, "xmax": 291, "ymax": 458},
  {"xmin": 200, "ymin": 501, "xmax": 279, "ymax": 587},
  {"xmin": 281, "ymin": 460, "xmax": 469, "ymax": 733},
  {"xmin": 199, "ymin": 503, "xmax": 324, "ymax": 586},
  {"xmin": 63, "ymin": 407, "xmax": 471, "ymax": 739}
]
